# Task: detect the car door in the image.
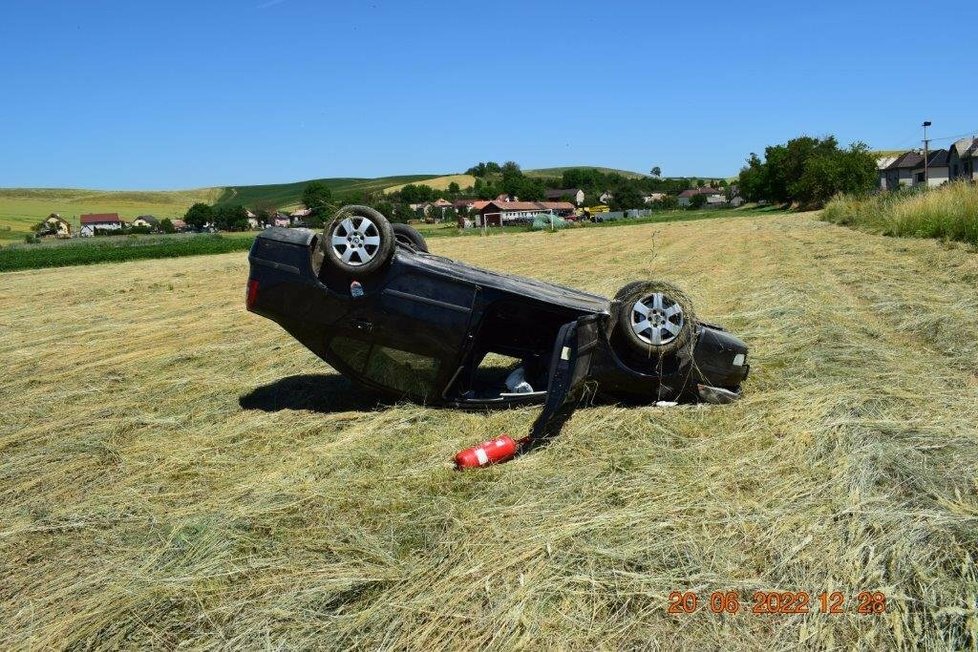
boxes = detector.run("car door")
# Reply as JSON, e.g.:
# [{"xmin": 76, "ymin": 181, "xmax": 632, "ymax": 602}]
[{"xmin": 521, "ymin": 314, "xmax": 602, "ymax": 452}]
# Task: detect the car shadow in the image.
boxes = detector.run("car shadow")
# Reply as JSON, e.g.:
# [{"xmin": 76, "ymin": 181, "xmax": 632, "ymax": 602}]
[{"xmin": 239, "ymin": 374, "xmax": 386, "ymax": 414}]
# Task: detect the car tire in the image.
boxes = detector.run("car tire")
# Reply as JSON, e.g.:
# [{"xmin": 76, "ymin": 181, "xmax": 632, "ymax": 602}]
[
  {"xmin": 615, "ymin": 280, "xmax": 695, "ymax": 357},
  {"xmin": 322, "ymin": 205, "xmax": 395, "ymax": 275},
  {"xmin": 392, "ymin": 223, "xmax": 428, "ymax": 252}
]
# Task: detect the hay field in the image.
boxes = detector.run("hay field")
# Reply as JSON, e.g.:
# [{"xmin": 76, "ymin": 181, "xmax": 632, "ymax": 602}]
[
  {"xmin": 1, "ymin": 213, "xmax": 977, "ymax": 649},
  {"xmin": 382, "ymin": 174, "xmax": 477, "ymax": 194}
]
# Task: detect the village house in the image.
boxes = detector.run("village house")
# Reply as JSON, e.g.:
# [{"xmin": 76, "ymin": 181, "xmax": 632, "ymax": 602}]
[
  {"xmin": 170, "ymin": 219, "xmax": 188, "ymax": 231},
  {"xmin": 41, "ymin": 213, "xmax": 71, "ymax": 238},
  {"xmin": 273, "ymin": 213, "xmax": 291, "ymax": 228},
  {"xmin": 910, "ymin": 150, "xmax": 950, "ymax": 187},
  {"xmin": 544, "ymin": 188, "xmax": 585, "ymax": 205},
  {"xmin": 478, "ymin": 201, "xmax": 575, "ymax": 227},
  {"xmin": 880, "ymin": 151, "xmax": 924, "ymax": 189},
  {"xmin": 676, "ymin": 187, "xmax": 725, "ymax": 207},
  {"xmin": 948, "ymin": 137, "xmax": 978, "ymax": 182},
  {"xmin": 453, "ymin": 199, "xmax": 489, "ymax": 215},
  {"xmin": 642, "ymin": 192, "xmax": 667, "ymax": 203},
  {"xmin": 131, "ymin": 215, "xmax": 160, "ymax": 230},
  {"xmin": 79, "ymin": 213, "xmax": 125, "ymax": 237},
  {"xmin": 880, "ymin": 149, "xmax": 952, "ymax": 189}
]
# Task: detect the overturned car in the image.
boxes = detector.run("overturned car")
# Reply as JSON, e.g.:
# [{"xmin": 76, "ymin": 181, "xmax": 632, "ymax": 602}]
[{"xmin": 246, "ymin": 206, "xmax": 749, "ymax": 451}]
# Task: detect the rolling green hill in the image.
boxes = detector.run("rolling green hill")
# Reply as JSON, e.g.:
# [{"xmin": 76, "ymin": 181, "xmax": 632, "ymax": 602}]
[
  {"xmin": 0, "ymin": 187, "xmax": 223, "ymax": 242},
  {"xmin": 523, "ymin": 166, "xmax": 649, "ymax": 179},
  {"xmin": 214, "ymin": 175, "xmax": 442, "ymax": 210},
  {"xmin": 0, "ymin": 167, "xmax": 694, "ymax": 241}
]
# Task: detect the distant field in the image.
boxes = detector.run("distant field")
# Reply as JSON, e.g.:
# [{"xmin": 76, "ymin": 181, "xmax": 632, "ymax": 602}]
[
  {"xmin": 215, "ymin": 175, "xmax": 442, "ymax": 210},
  {"xmin": 0, "ymin": 187, "xmax": 222, "ymax": 241},
  {"xmin": 383, "ymin": 174, "xmax": 476, "ymax": 194},
  {"xmin": 3, "ymin": 213, "xmax": 976, "ymax": 648}
]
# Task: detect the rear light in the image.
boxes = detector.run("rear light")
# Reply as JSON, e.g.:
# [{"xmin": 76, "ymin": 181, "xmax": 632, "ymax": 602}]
[{"xmin": 246, "ymin": 279, "xmax": 259, "ymax": 310}]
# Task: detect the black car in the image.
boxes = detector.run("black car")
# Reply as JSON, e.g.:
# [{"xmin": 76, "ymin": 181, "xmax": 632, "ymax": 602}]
[{"xmin": 246, "ymin": 206, "xmax": 749, "ymax": 447}]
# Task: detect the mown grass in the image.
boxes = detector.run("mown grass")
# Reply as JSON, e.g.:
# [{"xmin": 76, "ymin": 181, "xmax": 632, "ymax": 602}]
[
  {"xmin": 2, "ymin": 213, "xmax": 977, "ymax": 648},
  {"xmin": 823, "ymin": 181, "xmax": 978, "ymax": 245},
  {"xmin": 0, "ymin": 233, "xmax": 255, "ymax": 272}
]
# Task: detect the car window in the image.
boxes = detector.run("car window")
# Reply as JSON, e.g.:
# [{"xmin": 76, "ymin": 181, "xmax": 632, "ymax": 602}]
[
  {"xmin": 364, "ymin": 345, "xmax": 440, "ymax": 398},
  {"xmin": 330, "ymin": 335, "xmax": 371, "ymax": 373},
  {"xmin": 329, "ymin": 336, "xmax": 440, "ymax": 398}
]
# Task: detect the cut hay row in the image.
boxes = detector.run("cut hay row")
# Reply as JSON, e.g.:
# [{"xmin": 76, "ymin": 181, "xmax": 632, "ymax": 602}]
[{"xmin": 1, "ymin": 214, "xmax": 976, "ymax": 648}]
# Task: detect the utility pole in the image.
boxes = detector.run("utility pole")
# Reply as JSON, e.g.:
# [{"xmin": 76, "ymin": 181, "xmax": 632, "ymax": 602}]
[{"xmin": 922, "ymin": 121, "xmax": 932, "ymax": 186}]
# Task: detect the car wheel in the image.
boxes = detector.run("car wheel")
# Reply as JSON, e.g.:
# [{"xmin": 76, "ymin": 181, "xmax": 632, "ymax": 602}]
[
  {"xmin": 392, "ymin": 223, "xmax": 429, "ymax": 252},
  {"xmin": 615, "ymin": 281, "xmax": 695, "ymax": 357},
  {"xmin": 322, "ymin": 205, "xmax": 395, "ymax": 275}
]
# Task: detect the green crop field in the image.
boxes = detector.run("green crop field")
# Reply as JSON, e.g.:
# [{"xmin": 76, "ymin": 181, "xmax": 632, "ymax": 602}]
[
  {"xmin": 0, "ymin": 232, "xmax": 256, "ymax": 272},
  {"xmin": 2, "ymin": 212, "xmax": 976, "ymax": 648}
]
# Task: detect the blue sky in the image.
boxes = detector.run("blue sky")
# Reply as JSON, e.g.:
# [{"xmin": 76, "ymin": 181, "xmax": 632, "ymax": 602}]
[{"xmin": 2, "ymin": 0, "xmax": 976, "ymax": 189}]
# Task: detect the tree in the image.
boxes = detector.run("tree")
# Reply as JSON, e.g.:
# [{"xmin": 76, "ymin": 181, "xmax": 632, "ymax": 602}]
[
  {"xmin": 500, "ymin": 161, "xmax": 524, "ymax": 197},
  {"xmin": 213, "ymin": 204, "xmax": 249, "ymax": 231},
  {"xmin": 392, "ymin": 203, "xmax": 415, "ymax": 223},
  {"xmin": 737, "ymin": 135, "xmax": 877, "ymax": 206},
  {"xmin": 609, "ymin": 183, "xmax": 645, "ymax": 211},
  {"xmin": 690, "ymin": 193, "xmax": 708, "ymax": 209},
  {"xmin": 516, "ymin": 178, "xmax": 544, "ymax": 201},
  {"xmin": 160, "ymin": 218, "xmax": 176, "ymax": 234},
  {"xmin": 399, "ymin": 183, "xmax": 435, "ymax": 204},
  {"xmin": 446, "ymin": 181, "xmax": 461, "ymax": 198},
  {"xmin": 302, "ymin": 181, "xmax": 333, "ymax": 219},
  {"xmin": 651, "ymin": 166, "xmax": 662, "ymax": 178},
  {"xmin": 184, "ymin": 202, "xmax": 213, "ymax": 230}
]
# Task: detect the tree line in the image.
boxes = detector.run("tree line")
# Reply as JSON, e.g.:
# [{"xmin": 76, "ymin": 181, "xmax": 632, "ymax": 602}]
[{"xmin": 737, "ymin": 136, "xmax": 878, "ymax": 206}]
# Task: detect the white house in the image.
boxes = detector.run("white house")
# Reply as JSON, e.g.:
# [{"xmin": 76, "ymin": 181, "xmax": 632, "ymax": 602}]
[
  {"xmin": 676, "ymin": 188, "xmax": 724, "ymax": 207},
  {"xmin": 79, "ymin": 213, "xmax": 125, "ymax": 237},
  {"xmin": 910, "ymin": 150, "xmax": 950, "ymax": 187},
  {"xmin": 41, "ymin": 213, "xmax": 71, "ymax": 238},
  {"xmin": 131, "ymin": 215, "xmax": 160, "ymax": 230}
]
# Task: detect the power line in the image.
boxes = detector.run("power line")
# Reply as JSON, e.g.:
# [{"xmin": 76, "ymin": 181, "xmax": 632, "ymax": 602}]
[{"xmin": 922, "ymin": 129, "xmax": 978, "ymax": 143}]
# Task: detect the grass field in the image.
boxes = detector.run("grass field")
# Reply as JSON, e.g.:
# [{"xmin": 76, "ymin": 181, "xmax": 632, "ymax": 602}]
[
  {"xmin": 824, "ymin": 181, "xmax": 978, "ymax": 246},
  {"xmin": 2, "ymin": 213, "xmax": 977, "ymax": 648},
  {"xmin": 0, "ymin": 188, "xmax": 223, "ymax": 242}
]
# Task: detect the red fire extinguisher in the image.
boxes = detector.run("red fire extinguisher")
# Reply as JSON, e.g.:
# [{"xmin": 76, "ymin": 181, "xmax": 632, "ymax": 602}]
[{"xmin": 454, "ymin": 435, "xmax": 528, "ymax": 469}]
